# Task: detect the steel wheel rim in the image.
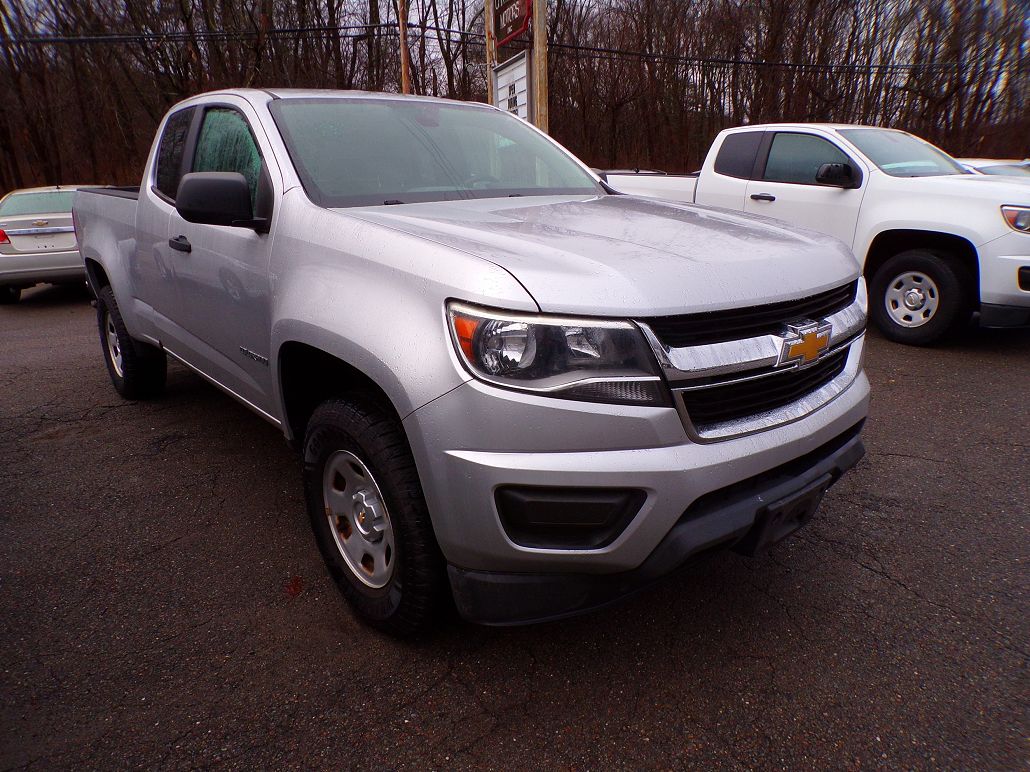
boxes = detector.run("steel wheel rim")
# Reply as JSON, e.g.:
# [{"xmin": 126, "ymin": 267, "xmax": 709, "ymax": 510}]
[
  {"xmin": 322, "ymin": 450, "xmax": 396, "ymax": 589},
  {"xmin": 885, "ymin": 271, "xmax": 939, "ymax": 328},
  {"xmin": 104, "ymin": 311, "xmax": 124, "ymax": 377}
]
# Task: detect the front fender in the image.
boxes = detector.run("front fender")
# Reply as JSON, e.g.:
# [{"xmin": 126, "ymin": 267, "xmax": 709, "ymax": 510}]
[{"xmin": 268, "ymin": 193, "xmax": 538, "ymax": 431}]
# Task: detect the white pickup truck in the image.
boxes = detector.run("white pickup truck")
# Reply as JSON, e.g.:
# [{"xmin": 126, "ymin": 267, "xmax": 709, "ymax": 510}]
[{"xmin": 605, "ymin": 124, "xmax": 1030, "ymax": 345}]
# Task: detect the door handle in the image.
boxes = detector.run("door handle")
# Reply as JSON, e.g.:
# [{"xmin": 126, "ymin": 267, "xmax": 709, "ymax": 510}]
[
  {"xmin": 750, "ymin": 193, "xmax": 776, "ymax": 202},
  {"xmin": 168, "ymin": 235, "xmax": 192, "ymax": 253}
]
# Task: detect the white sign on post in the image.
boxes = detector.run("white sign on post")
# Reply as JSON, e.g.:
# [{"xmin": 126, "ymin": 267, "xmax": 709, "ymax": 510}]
[{"xmin": 493, "ymin": 51, "xmax": 532, "ymax": 122}]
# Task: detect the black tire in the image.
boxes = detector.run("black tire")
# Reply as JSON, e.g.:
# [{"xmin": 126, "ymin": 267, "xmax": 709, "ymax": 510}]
[
  {"xmin": 869, "ymin": 249, "xmax": 972, "ymax": 346},
  {"xmin": 302, "ymin": 397, "xmax": 446, "ymax": 636},
  {"xmin": 0, "ymin": 286, "xmax": 21, "ymax": 304},
  {"xmin": 95, "ymin": 285, "xmax": 167, "ymax": 399}
]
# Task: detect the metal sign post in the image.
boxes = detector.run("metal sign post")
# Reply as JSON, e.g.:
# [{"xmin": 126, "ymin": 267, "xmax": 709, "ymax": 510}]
[
  {"xmin": 397, "ymin": 0, "xmax": 411, "ymax": 94},
  {"xmin": 484, "ymin": 0, "xmax": 497, "ymax": 105},
  {"xmin": 531, "ymin": 0, "xmax": 548, "ymax": 133}
]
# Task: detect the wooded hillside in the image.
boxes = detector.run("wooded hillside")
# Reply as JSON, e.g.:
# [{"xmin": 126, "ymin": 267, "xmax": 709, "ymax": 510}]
[{"xmin": 1, "ymin": 0, "xmax": 1026, "ymax": 191}]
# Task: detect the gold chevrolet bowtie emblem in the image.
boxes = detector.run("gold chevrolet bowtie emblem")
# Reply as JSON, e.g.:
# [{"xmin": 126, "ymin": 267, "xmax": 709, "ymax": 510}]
[
  {"xmin": 778, "ymin": 322, "xmax": 832, "ymax": 367},
  {"xmin": 32, "ymin": 219, "xmax": 49, "ymax": 227}
]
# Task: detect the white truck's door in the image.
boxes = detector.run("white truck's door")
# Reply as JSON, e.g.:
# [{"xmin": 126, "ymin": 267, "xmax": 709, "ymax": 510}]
[
  {"xmin": 743, "ymin": 131, "xmax": 867, "ymax": 248},
  {"xmin": 694, "ymin": 131, "xmax": 765, "ymax": 210}
]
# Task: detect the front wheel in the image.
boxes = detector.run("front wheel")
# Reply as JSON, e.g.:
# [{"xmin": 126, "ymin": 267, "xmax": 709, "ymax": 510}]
[
  {"xmin": 302, "ymin": 397, "xmax": 447, "ymax": 636},
  {"xmin": 0, "ymin": 286, "xmax": 21, "ymax": 304},
  {"xmin": 869, "ymin": 250, "xmax": 972, "ymax": 346},
  {"xmin": 96, "ymin": 285, "xmax": 167, "ymax": 399}
]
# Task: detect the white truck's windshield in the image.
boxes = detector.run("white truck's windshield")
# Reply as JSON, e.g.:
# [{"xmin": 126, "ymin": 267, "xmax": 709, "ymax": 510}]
[
  {"xmin": 270, "ymin": 98, "xmax": 603, "ymax": 207},
  {"xmin": 839, "ymin": 128, "xmax": 969, "ymax": 178}
]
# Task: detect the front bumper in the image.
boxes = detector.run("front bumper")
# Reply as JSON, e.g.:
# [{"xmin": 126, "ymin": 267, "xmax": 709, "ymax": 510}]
[
  {"xmin": 0, "ymin": 248, "xmax": 84, "ymax": 286},
  {"xmin": 449, "ymin": 421, "xmax": 865, "ymax": 624},
  {"xmin": 978, "ymin": 231, "xmax": 1030, "ymax": 320},
  {"xmin": 403, "ymin": 343, "xmax": 870, "ymax": 577},
  {"xmin": 979, "ymin": 303, "xmax": 1030, "ymax": 328}
]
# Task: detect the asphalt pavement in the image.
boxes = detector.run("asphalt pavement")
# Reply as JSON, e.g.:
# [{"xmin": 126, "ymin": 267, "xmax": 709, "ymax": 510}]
[{"xmin": 1, "ymin": 284, "xmax": 1027, "ymax": 769}]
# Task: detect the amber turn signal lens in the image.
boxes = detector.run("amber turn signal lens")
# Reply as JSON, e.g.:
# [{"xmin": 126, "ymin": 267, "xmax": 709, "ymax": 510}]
[{"xmin": 452, "ymin": 313, "xmax": 480, "ymax": 360}]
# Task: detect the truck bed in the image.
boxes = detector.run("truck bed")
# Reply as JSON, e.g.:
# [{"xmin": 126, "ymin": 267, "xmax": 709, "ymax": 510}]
[
  {"xmin": 73, "ymin": 186, "xmax": 140, "ymax": 290},
  {"xmin": 77, "ymin": 186, "xmax": 141, "ymax": 200},
  {"xmin": 599, "ymin": 171, "xmax": 698, "ymax": 203}
]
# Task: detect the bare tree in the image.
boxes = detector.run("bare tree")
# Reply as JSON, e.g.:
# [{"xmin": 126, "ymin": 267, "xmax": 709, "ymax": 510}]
[{"xmin": 0, "ymin": 0, "xmax": 1026, "ymax": 191}]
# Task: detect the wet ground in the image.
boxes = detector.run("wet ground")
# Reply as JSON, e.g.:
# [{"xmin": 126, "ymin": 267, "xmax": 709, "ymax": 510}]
[{"xmin": 2, "ymin": 284, "xmax": 1027, "ymax": 769}]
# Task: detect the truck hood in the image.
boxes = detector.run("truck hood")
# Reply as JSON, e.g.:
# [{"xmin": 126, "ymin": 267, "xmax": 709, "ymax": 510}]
[
  {"xmin": 887, "ymin": 172, "xmax": 1030, "ymax": 201},
  {"xmin": 342, "ymin": 195, "xmax": 859, "ymax": 316}
]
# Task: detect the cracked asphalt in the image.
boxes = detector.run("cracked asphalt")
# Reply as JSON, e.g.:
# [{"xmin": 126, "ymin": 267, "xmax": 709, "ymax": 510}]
[{"xmin": 2, "ymin": 284, "xmax": 1028, "ymax": 770}]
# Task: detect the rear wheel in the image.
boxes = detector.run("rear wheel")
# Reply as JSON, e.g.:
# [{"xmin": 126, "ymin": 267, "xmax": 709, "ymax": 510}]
[
  {"xmin": 96, "ymin": 285, "xmax": 167, "ymax": 399},
  {"xmin": 0, "ymin": 286, "xmax": 21, "ymax": 304},
  {"xmin": 302, "ymin": 397, "xmax": 446, "ymax": 636},
  {"xmin": 870, "ymin": 249, "xmax": 971, "ymax": 345}
]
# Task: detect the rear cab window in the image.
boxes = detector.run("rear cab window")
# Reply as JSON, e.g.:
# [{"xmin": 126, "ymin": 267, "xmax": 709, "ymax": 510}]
[
  {"xmin": 713, "ymin": 132, "xmax": 764, "ymax": 179},
  {"xmin": 154, "ymin": 108, "xmax": 195, "ymax": 200},
  {"xmin": 762, "ymin": 133, "xmax": 852, "ymax": 185}
]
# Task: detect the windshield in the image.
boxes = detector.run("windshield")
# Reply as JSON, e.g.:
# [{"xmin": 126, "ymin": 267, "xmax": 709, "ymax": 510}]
[
  {"xmin": 269, "ymin": 98, "xmax": 603, "ymax": 207},
  {"xmin": 839, "ymin": 129, "xmax": 968, "ymax": 177},
  {"xmin": 0, "ymin": 191, "xmax": 75, "ymax": 216}
]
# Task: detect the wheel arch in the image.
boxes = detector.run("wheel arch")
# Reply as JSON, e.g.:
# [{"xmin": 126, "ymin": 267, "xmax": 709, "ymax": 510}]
[
  {"xmin": 84, "ymin": 258, "xmax": 111, "ymax": 294},
  {"xmin": 863, "ymin": 229, "xmax": 980, "ymax": 308},
  {"xmin": 276, "ymin": 340, "xmax": 406, "ymax": 448}
]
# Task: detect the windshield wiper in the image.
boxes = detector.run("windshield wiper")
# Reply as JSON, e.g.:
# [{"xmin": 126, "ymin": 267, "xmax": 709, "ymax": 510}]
[{"xmin": 384, "ymin": 199, "xmax": 405, "ymax": 205}]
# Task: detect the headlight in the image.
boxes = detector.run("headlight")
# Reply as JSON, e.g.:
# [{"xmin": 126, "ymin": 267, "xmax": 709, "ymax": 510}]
[
  {"xmin": 1001, "ymin": 205, "xmax": 1030, "ymax": 233},
  {"xmin": 447, "ymin": 301, "xmax": 668, "ymax": 406}
]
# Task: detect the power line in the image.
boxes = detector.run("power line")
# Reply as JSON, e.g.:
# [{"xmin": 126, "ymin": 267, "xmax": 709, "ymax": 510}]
[
  {"xmin": 4, "ymin": 22, "xmax": 1022, "ymax": 75},
  {"xmin": 1, "ymin": 23, "xmax": 397, "ymax": 45}
]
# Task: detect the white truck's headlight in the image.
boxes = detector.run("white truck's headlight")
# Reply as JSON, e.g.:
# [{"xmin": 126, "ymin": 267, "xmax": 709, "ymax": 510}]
[
  {"xmin": 447, "ymin": 301, "xmax": 668, "ymax": 406},
  {"xmin": 1001, "ymin": 205, "xmax": 1030, "ymax": 233}
]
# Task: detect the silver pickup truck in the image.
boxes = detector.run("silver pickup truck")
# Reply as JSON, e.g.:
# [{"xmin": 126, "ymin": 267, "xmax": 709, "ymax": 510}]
[{"xmin": 74, "ymin": 89, "xmax": 870, "ymax": 634}]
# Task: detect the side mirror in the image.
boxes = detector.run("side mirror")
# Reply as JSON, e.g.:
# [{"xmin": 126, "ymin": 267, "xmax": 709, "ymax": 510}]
[
  {"xmin": 175, "ymin": 172, "xmax": 267, "ymax": 231},
  {"xmin": 816, "ymin": 162, "xmax": 859, "ymax": 188}
]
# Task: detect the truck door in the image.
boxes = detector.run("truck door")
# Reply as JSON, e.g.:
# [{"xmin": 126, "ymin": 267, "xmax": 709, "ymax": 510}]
[
  {"xmin": 165, "ymin": 102, "xmax": 278, "ymax": 418},
  {"xmin": 695, "ymin": 131, "xmax": 765, "ymax": 210},
  {"xmin": 744, "ymin": 131, "xmax": 867, "ymax": 248},
  {"xmin": 130, "ymin": 107, "xmax": 195, "ymax": 341}
]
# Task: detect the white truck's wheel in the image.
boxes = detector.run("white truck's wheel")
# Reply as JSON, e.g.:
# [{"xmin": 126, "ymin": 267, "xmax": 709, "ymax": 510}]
[{"xmin": 870, "ymin": 250, "xmax": 972, "ymax": 345}]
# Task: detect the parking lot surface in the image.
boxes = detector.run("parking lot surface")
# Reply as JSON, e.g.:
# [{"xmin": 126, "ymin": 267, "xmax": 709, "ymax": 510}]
[{"xmin": 2, "ymin": 284, "xmax": 1027, "ymax": 769}]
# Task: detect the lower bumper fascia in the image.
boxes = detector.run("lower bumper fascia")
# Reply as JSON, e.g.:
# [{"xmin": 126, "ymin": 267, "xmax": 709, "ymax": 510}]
[
  {"xmin": 979, "ymin": 303, "xmax": 1030, "ymax": 328},
  {"xmin": 448, "ymin": 421, "xmax": 865, "ymax": 626}
]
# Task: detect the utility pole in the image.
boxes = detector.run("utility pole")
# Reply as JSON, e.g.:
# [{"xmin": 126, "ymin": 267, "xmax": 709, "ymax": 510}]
[
  {"xmin": 484, "ymin": 0, "xmax": 496, "ymax": 106},
  {"xmin": 397, "ymin": 0, "xmax": 411, "ymax": 94},
  {"xmin": 531, "ymin": 0, "xmax": 548, "ymax": 132}
]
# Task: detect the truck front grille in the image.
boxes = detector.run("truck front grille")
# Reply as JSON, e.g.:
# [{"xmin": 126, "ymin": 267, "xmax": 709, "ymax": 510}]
[
  {"xmin": 676, "ymin": 350, "xmax": 849, "ymax": 428},
  {"xmin": 643, "ymin": 281, "xmax": 857, "ymax": 347}
]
